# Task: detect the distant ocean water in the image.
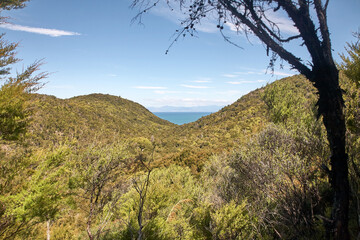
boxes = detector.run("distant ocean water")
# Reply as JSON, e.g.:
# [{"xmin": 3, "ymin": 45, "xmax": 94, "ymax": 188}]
[{"xmin": 154, "ymin": 112, "xmax": 212, "ymax": 125}]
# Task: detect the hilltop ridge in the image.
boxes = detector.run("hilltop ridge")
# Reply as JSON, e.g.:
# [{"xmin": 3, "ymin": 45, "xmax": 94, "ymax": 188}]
[
  {"xmin": 26, "ymin": 74, "xmax": 317, "ymax": 169},
  {"xmin": 28, "ymin": 93, "xmax": 174, "ymax": 147},
  {"xmin": 26, "ymin": 75, "xmax": 315, "ymax": 172}
]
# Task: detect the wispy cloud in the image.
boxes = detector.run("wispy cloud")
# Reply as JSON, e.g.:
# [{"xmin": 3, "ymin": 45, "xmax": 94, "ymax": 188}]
[
  {"xmin": 192, "ymin": 80, "xmax": 211, "ymax": 83},
  {"xmin": 134, "ymin": 86, "xmax": 167, "ymax": 90},
  {"xmin": 42, "ymin": 84, "xmax": 75, "ymax": 90},
  {"xmin": 147, "ymin": 1, "xmax": 298, "ymax": 37},
  {"xmin": 144, "ymin": 97, "xmax": 230, "ymax": 107},
  {"xmin": 216, "ymin": 90, "xmax": 246, "ymax": 96},
  {"xmin": 224, "ymin": 9, "xmax": 298, "ymax": 35},
  {"xmin": 154, "ymin": 90, "xmax": 180, "ymax": 94},
  {"xmin": 234, "ymin": 69, "xmax": 294, "ymax": 77},
  {"xmin": 265, "ymin": 10, "xmax": 299, "ymax": 35},
  {"xmin": 272, "ymin": 71, "xmax": 293, "ymax": 77},
  {"xmin": 0, "ymin": 23, "xmax": 81, "ymax": 37},
  {"xmin": 223, "ymin": 74, "xmax": 239, "ymax": 78},
  {"xmin": 107, "ymin": 74, "xmax": 118, "ymax": 77},
  {"xmin": 227, "ymin": 80, "xmax": 266, "ymax": 84},
  {"xmin": 181, "ymin": 84, "xmax": 211, "ymax": 89},
  {"xmin": 235, "ymin": 71, "xmax": 263, "ymax": 75},
  {"xmin": 192, "ymin": 77, "xmax": 212, "ymax": 83},
  {"xmin": 225, "ymin": 22, "xmax": 238, "ymax": 32},
  {"xmin": 150, "ymin": 2, "xmax": 219, "ymax": 33},
  {"xmin": 193, "ymin": 18, "xmax": 218, "ymax": 33}
]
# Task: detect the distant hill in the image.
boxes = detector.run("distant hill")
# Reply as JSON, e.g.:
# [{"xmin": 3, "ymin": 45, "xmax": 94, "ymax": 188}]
[
  {"xmin": 144, "ymin": 74, "xmax": 318, "ymax": 170},
  {"xmin": 26, "ymin": 75, "xmax": 316, "ymax": 170},
  {"xmin": 28, "ymin": 93, "xmax": 174, "ymax": 147},
  {"xmin": 154, "ymin": 85, "xmax": 269, "ymax": 169}
]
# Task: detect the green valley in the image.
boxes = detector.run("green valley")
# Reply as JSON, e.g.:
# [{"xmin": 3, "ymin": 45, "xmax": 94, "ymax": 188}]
[
  {"xmin": 1, "ymin": 1, "xmax": 360, "ymax": 239},
  {"xmin": 2, "ymin": 73, "xmax": 360, "ymax": 239}
]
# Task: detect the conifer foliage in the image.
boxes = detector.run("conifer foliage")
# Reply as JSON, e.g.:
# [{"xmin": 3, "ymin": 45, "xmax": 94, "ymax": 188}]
[{"xmin": 0, "ymin": 2, "xmax": 45, "ymax": 141}]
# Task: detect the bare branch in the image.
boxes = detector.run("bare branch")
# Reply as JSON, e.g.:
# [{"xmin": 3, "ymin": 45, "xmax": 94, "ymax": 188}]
[
  {"xmin": 314, "ymin": 0, "xmax": 332, "ymax": 58},
  {"xmin": 324, "ymin": 0, "xmax": 330, "ymax": 12},
  {"xmin": 131, "ymin": 0, "xmax": 160, "ymax": 25},
  {"xmin": 220, "ymin": 0, "xmax": 312, "ymax": 78},
  {"xmin": 276, "ymin": 0, "xmax": 324, "ymax": 69}
]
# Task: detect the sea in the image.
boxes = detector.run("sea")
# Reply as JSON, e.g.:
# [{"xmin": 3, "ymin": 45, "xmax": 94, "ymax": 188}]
[{"xmin": 153, "ymin": 112, "xmax": 212, "ymax": 125}]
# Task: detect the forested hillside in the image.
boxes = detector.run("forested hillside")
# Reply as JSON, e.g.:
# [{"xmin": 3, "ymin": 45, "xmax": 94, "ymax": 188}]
[
  {"xmin": 28, "ymin": 93, "xmax": 173, "ymax": 147},
  {"xmin": 25, "ymin": 75, "xmax": 317, "ymax": 172},
  {"xmin": 1, "ymin": 71, "xmax": 360, "ymax": 239},
  {"xmin": 2, "ymin": 0, "xmax": 360, "ymax": 238}
]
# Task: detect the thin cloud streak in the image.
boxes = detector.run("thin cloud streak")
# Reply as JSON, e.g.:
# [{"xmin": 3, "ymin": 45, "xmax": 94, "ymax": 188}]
[
  {"xmin": 149, "ymin": 2, "xmax": 297, "ymax": 36},
  {"xmin": 43, "ymin": 85, "xmax": 75, "ymax": 89},
  {"xmin": 234, "ymin": 69, "xmax": 294, "ymax": 77},
  {"xmin": 265, "ymin": 10, "xmax": 299, "ymax": 35},
  {"xmin": 181, "ymin": 84, "xmax": 211, "ymax": 89},
  {"xmin": 272, "ymin": 71, "xmax": 293, "ymax": 77},
  {"xmin": 0, "ymin": 23, "xmax": 81, "ymax": 37},
  {"xmin": 134, "ymin": 86, "xmax": 167, "ymax": 90},
  {"xmin": 144, "ymin": 97, "xmax": 230, "ymax": 107},
  {"xmin": 235, "ymin": 71, "xmax": 263, "ymax": 75},
  {"xmin": 107, "ymin": 74, "xmax": 118, "ymax": 77},
  {"xmin": 223, "ymin": 74, "xmax": 239, "ymax": 78},
  {"xmin": 150, "ymin": 2, "xmax": 218, "ymax": 33},
  {"xmin": 227, "ymin": 80, "xmax": 266, "ymax": 84},
  {"xmin": 154, "ymin": 90, "xmax": 180, "ymax": 94},
  {"xmin": 192, "ymin": 77, "xmax": 212, "ymax": 83},
  {"xmin": 192, "ymin": 80, "xmax": 211, "ymax": 83},
  {"xmin": 217, "ymin": 90, "xmax": 245, "ymax": 95}
]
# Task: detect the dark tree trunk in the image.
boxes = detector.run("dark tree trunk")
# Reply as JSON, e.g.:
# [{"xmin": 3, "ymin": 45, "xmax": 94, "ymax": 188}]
[{"xmin": 312, "ymin": 64, "xmax": 350, "ymax": 239}]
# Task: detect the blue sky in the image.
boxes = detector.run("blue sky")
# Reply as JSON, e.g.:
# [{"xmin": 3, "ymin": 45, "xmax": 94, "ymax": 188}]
[{"xmin": 1, "ymin": 0, "xmax": 359, "ymax": 109}]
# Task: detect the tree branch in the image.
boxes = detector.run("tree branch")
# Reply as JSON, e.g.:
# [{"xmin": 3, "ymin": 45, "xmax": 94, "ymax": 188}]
[
  {"xmin": 220, "ymin": 0, "xmax": 312, "ymax": 78},
  {"xmin": 314, "ymin": 0, "xmax": 332, "ymax": 58},
  {"xmin": 276, "ymin": 0, "xmax": 324, "ymax": 69}
]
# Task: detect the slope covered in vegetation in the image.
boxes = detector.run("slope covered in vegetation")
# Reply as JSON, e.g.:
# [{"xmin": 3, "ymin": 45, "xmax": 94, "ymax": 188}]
[
  {"xmin": 24, "ymin": 75, "xmax": 319, "ymax": 172},
  {"xmin": 157, "ymin": 75, "xmax": 318, "ymax": 171},
  {"xmin": 27, "ymin": 93, "xmax": 174, "ymax": 147},
  {"xmin": 1, "ymin": 73, "xmax": 359, "ymax": 239},
  {"xmin": 25, "ymin": 75, "xmax": 316, "ymax": 171}
]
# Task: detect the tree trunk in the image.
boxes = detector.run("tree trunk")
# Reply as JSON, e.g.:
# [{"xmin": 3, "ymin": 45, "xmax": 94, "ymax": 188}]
[
  {"xmin": 87, "ymin": 221, "xmax": 93, "ymax": 240},
  {"xmin": 46, "ymin": 219, "xmax": 51, "ymax": 240},
  {"xmin": 87, "ymin": 205, "xmax": 94, "ymax": 240},
  {"xmin": 313, "ymin": 65, "xmax": 350, "ymax": 239},
  {"xmin": 137, "ymin": 196, "xmax": 144, "ymax": 240}
]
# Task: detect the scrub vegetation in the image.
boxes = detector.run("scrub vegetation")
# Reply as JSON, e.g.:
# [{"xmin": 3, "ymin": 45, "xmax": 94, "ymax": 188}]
[
  {"xmin": 1, "ymin": 1, "xmax": 360, "ymax": 239},
  {"xmin": 2, "ymin": 69, "xmax": 360, "ymax": 239}
]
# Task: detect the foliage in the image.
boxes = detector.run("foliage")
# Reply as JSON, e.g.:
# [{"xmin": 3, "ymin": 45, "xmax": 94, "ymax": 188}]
[
  {"xmin": 262, "ymin": 75, "xmax": 318, "ymax": 128},
  {"xmin": 114, "ymin": 165, "xmax": 199, "ymax": 239},
  {"xmin": 0, "ymin": 3, "xmax": 45, "ymax": 238},
  {"xmin": 339, "ymin": 34, "xmax": 360, "ymax": 238},
  {"xmin": 27, "ymin": 82, "xmax": 270, "ymax": 172},
  {"xmin": 212, "ymin": 200, "xmax": 256, "ymax": 240},
  {"xmin": 1, "ymin": 72, "xmax": 359, "ymax": 239},
  {"xmin": 27, "ymin": 93, "xmax": 172, "ymax": 147},
  {"xmin": 200, "ymin": 76, "xmax": 331, "ymax": 238},
  {"xmin": 1, "ymin": 44, "xmax": 359, "ymax": 238},
  {"xmin": 0, "ymin": 0, "xmax": 28, "ymax": 11},
  {"xmin": 0, "ymin": 0, "xmax": 44, "ymax": 141},
  {"xmin": 202, "ymin": 124, "xmax": 329, "ymax": 239},
  {"xmin": 69, "ymin": 144, "xmax": 130, "ymax": 240},
  {"xmin": 132, "ymin": 1, "xmax": 350, "ymax": 238},
  {"xmin": 0, "ymin": 34, "xmax": 18, "ymax": 77},
  {"xmin": 0, "ymin": 62, "xmax": 45, "ymax": 141},
  {"xmin": 2, "ymin": 0, "xmax": 358, "ymax": 239},
  {"xmin": 340, "ymin": 32, "xmax": 360, "ymax": 87},
  {"xmin": 0, "ymin": 145, "xmax": 72, "ymax": 239}
]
